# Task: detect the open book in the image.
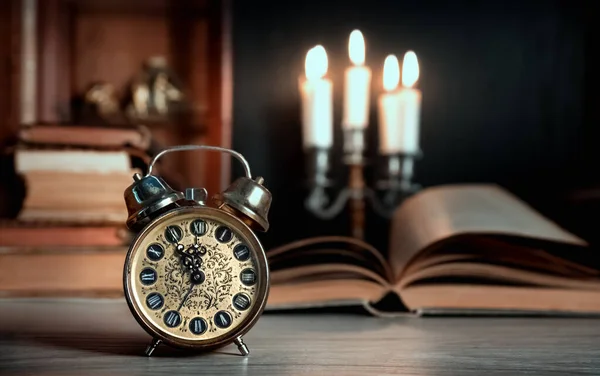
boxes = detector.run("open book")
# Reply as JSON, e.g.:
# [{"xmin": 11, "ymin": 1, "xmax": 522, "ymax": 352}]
[{"xmin": 266, "ymin": 184, "xmax": 600, "ymax": 316}]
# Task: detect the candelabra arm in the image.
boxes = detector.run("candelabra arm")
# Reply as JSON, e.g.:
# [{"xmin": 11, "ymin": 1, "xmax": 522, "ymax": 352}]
[
  {"xmin": 305, "ymin": 186, "xmax": 352, "ymax": 220},
  {"xmin": 364, "ymin": 187, "xmax": 396, "ymax": 219}
]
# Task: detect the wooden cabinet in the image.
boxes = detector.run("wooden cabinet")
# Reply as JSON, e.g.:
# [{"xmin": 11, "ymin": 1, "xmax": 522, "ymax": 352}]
[{"xmin": 0, "ymin": 0, "xmax": 232, "ymax": 196}]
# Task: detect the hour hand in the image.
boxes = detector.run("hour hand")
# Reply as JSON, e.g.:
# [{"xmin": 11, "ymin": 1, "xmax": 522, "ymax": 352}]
[
  {"xmin": 189, "ymin": 243, "xmax": 207, "ymax": 256},
  {"xmin": 174, "ymin": 244, "xmax": 195, "ymax": 269},
  {"xmin": 175, "ymin": 243, "xmax": 186, "ymax": 256}
]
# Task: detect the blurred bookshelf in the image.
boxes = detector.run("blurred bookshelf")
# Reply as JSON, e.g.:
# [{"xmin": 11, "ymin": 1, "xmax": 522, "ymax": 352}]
[
  {"xmin": 0, "ymin": 0, "xmax": 233, "ymax": 215},
  {"xmin": 0, "ymin": 0, "xmax": 233, "ymax": 297}
]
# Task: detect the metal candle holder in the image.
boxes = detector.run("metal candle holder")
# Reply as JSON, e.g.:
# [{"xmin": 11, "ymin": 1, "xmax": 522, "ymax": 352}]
[{"xmin": 304, "ymin": 128, "xmax": 421, "ymax": 239}]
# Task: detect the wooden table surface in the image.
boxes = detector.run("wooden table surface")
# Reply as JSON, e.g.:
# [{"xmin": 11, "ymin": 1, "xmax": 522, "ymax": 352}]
[{"xmin": 1, "ymin": 299, "xmax": 599, "ymax": 375}]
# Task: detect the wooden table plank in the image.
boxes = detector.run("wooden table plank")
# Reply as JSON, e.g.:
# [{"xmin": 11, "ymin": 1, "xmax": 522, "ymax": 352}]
[{"xmin": 1, "ymin": 298, "xmax": 600, "ymax": 375}]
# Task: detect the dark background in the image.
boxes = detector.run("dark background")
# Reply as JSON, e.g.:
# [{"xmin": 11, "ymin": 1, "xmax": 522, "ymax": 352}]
[{"xmin": 230, "ymin": 0, "xmax": 599, "ymax": 252}]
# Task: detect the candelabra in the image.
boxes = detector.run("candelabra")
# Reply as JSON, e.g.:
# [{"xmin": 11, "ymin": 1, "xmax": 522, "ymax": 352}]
[{"xmin": 304, "ymin": 128, "xmax": 421, "ymax": 239}]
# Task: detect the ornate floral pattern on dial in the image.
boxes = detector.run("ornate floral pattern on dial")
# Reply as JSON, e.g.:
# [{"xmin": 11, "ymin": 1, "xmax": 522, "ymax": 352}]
[{"xmin": 128, "ymin": 210, "xmax": 263, "ymax": 342}]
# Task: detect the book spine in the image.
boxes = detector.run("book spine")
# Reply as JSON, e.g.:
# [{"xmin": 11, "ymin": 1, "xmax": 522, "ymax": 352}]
[
  {"xmin": 0, "ymin": 227, "xmax": 128, "ymax": 247},
  {"xmin": 0, "ymin": 251, "xmax": 126, "ymax": 295},
  {"xmin": 20, "ymin": 0, "xmax": 37, "ymax": 125}
]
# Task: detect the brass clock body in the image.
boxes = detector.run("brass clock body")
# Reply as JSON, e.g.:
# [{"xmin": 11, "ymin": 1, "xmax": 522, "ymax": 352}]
[
  {"xmin": 124, "ymin": 206, "xmax": 269, "ymax": 352},
  {"xmin": 121, "ymin": 145, "xmax": 272, "ymax": 356}
]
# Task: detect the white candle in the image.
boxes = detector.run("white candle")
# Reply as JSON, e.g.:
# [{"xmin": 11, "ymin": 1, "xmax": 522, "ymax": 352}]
[
  {"xmin": 378, "ymin": 54, "xmax": 401, "ymax": 154},
  {"xmin": 342, "ymin": 30, "xmax": 371, "ymax": 129},
  {"xmin": 397, "ymin": 51, "xmax": 422, "ymax": 154},
  {"xmin": 299, "ymin": 45, "xmax": 333, "ymax": 149}
]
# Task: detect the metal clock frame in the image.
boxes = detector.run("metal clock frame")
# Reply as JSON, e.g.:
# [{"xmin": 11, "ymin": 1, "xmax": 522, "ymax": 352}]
[{"xmin": 123, "ymin": 205, "xmax": 270, "ymax": 356}]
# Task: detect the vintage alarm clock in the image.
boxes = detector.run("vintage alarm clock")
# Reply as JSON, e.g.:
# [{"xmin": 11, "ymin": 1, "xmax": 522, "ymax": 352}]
[{"xmin": 122, "ymin": 145, "xmax": 271, "ymax": 357}]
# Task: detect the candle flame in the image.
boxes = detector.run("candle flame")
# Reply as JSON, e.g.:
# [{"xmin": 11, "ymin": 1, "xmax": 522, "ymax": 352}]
[
  {"xmin": 348, "ymin": 29, "xmax": 365, "ymax": 66},
  {"xmin": 402, "ymin": 50, "xmax": 419, "ymax": 87},
  {"xmin": 383, "ymin": 54, "xmax": 399, "ymax": 92},
  {"xmin": 305, "ymin": 45, "xmax": 328, "ymax": 81}
]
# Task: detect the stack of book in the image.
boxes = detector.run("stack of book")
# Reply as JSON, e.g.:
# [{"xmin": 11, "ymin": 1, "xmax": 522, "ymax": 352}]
[
  {"xmin": 0, "ymin": 124, "xmax": 157, "ymax": 297},
  {"xmin": 1, "ymin": 124, "xmax": 152, "ymax": 248}
]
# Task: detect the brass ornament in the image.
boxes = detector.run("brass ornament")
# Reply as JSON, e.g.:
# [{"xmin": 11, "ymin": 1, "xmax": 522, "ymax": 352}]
[
  {"xmin": 125, "ymin": 56, "xmax": 187, "ymax": 123},
  {"xmin": 122, "ymin": 145, "xmax": 271, "ymax": 357},
  {"xmin": 82, "ymin": 81, "xmax": 127, "ymax": 125}
]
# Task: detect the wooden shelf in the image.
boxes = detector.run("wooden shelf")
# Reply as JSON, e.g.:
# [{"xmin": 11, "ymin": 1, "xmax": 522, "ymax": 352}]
[
  {"xmin": 67, "ymin": 0, "xmax": 210, "ymax": 14},
  {"xmin": 0, "ymin": 0, "xmax": 232, "ymax": 198}
]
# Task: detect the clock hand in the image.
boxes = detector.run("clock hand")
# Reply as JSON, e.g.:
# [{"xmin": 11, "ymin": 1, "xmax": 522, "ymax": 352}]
[
  {"xmin": 175, "ymin": 243, "xmax": 203, "ymax": 258},
  {"xmin": 174, "ymin": 243, "xmax": 194, "ymax": 270},
  {"xmin": 174, "ymin": 243, "xmax": 188, "ymax": 258},
  {"xmin": 189, "ymin": 242, "xmax": 207, "ymax": 256},
  {"xmin": 175, "ymin": 242, "xmax": 205, "ymax": 310},
  {"xmin": 177, "ymin": 267, "xmax": 205, "ymax": 311},
  {"xmin": 177, "ymin": 281, "xmax": 195, "ymax": 311},
  {"xmin": 176, "ymin": 243, "xmax": 203, "ymax": 271}
]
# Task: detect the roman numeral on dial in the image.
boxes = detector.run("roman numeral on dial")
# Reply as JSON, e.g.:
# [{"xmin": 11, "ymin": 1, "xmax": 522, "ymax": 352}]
[
  {"xmin": 240, "ymin": 268, "xmax": 257, "ymax": 286},
  {"xmin": 215, "ymin": 226, "xmax": 233, "ymax": 243},
  {"xmin": 165, "ymin": 225, "xmax": 183, "ymax": 244},
  {"xmin": 214, "ymin": 311, "xmax": 232, "ymax": 329},
  {"xmin": 146, "ymin": 293, "xmax": 164, "ymax": 310},
  {"xmin": 139, "ymin": 268, "xmax": 157, "ymax": 285},
  {"xmin": 232, "ymin": 293, "xmax": 251, "ymax": 311},
  {"xmin": 190, "ymin": 219, "xmax": 208, "ymax": 237},
  {"xmin": 233, "ymin": 244, "xmax": 250, "ymax": 261},
  {"xmin": 146, "ymin": 244, "xmax": 164, "ymax": 261},
  {"xmin": 189, "ymin": 317, "xmax": 208, "ymax": 335},
  {"xmin": 163, "ymin": 310, "xmax": 182, "ymax": 328}
]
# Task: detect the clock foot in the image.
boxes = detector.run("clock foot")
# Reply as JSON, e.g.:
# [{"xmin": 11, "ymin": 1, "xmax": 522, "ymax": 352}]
[
  {"xmin": 145, "ymin": 338, "xmax": 162, "ymax": 357},
  {"xmin": 234, "ymin": 336, "xmax": 249, "ymax": 356}
]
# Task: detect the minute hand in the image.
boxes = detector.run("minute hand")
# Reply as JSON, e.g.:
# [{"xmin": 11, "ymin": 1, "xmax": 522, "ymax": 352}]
[{"xmin": 177, "ymin": 282, "xmax": 195, "ymax": 311}]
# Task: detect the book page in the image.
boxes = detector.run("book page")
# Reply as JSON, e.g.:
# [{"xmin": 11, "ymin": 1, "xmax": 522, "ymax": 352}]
[
  {"xmin": 268, "ymin": 236, "xmax": 393, "ymax": 282},
  {"xmin": 397, "ymin": 262, "xmax": 600, "ymax": 291},
  {"xmin": 14, "ymin": 149, "xmax": 132, "ymax": 174},
  {"xmin": 388, "ymin": 184, "xmax": 586, "ymax": 280},
  {"xmin": 401, "ymin": 238, "xmax": 599, "ymax": 281},
  {"xmin": 400, "ymin": 285, "xmax": 600, "ymax": 314},
  {"xmin": 19, "ymin": 125, "xmax": 150, "ymax": 150},
  {"xmin": 266, "ymin": 279, "xmax": 387, "ymax": 310},
  {"xmin": 271, "ymin": 264, "xmax": 390, "ymax": 287}
]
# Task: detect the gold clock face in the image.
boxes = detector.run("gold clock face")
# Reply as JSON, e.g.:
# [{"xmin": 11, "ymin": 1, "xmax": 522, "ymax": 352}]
[{"xmin": 124, "ymin": 206, "xmax": 269, "ymax": 349}]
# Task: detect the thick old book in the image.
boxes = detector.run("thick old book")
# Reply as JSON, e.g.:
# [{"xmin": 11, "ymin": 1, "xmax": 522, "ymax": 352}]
[
  {"xmin": 17, "ymin": 171, "xmax": 134, "ymax": 223},
  {"xmin": 266, "ymin": 184, "xmax": 600, "ymax": 315},
  {"xmin": 1, "ymin": 184, "xmax": 599, "ymax": 316},
  {"xmin": 15, "ymin": 148, "xmax": 139, "ymax": 224},
  {"xmin": 15, "ymin": 149, "xmax": 133, "ymax": 174},
  {"xmin": 18, "ymin": 124, "xmax": 151, "ymax": 150},
  {"xmin": 0, "ymin": 222, "xmax": 131, "ymax": 247},
  {"xmin": 0, "ymin": 247, "xmax": 126, "ymax": 297}
]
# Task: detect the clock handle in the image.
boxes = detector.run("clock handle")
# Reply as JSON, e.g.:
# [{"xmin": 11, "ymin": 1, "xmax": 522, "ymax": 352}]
[
  {"xmin": 146, "ymin": 145, "xmax": 253, "ymax": 179},
  {"xmin": 142, "ymin": 144, "xmax": 271, "ymax": 232}
]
